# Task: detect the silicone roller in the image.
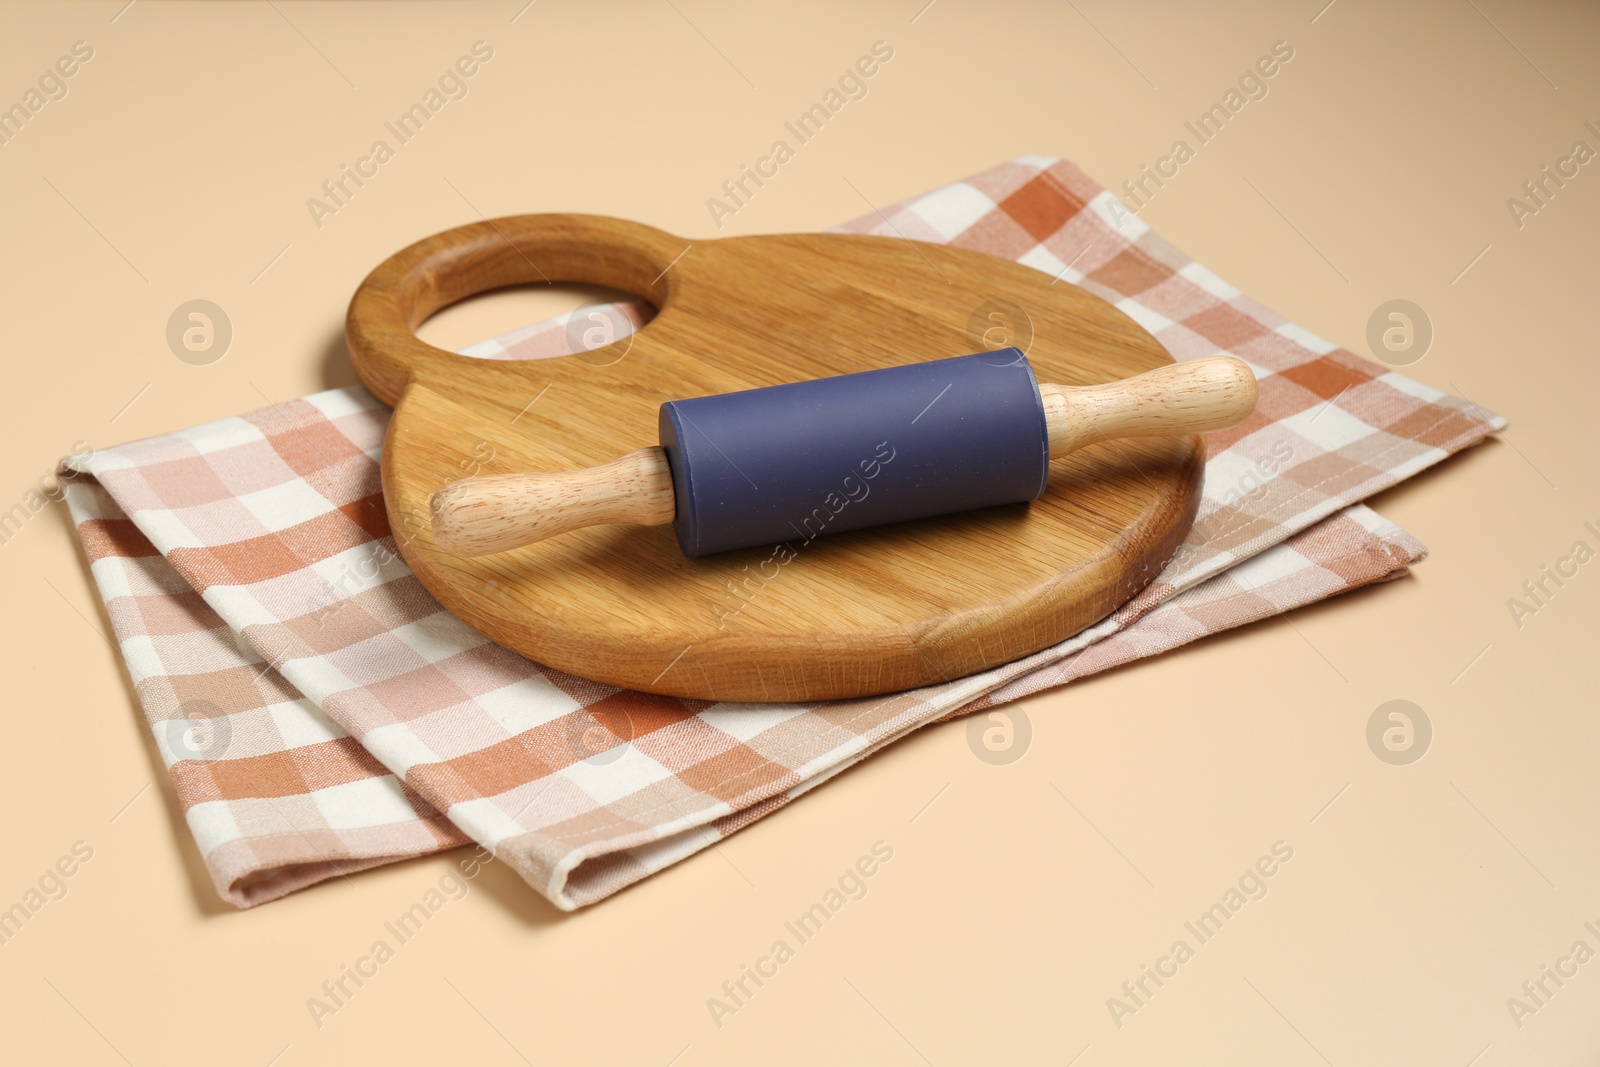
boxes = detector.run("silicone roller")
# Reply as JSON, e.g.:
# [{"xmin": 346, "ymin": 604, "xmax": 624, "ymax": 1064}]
[{"xmin": 429, "ymin": 350, "xmax": 1258, "ymax": 558}]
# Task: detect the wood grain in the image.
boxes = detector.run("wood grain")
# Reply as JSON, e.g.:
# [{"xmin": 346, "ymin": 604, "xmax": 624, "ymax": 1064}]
[
  {"xmin": 1041, "ymin": 356, "xmax": 1257, "ymax": 459},
  {"xmin": 431, "ymin": 447, "xmax": 675, "ymax": 556},
  {"xmin": 347, "ymin": 214, "xmax": 1210, "ymax": 701}
]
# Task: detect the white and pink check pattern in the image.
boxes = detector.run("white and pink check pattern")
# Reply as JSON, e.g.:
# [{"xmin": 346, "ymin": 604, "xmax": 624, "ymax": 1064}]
[{"xmin": 63, "ymin": 157, "xmax": 1502, "ymax": 909}]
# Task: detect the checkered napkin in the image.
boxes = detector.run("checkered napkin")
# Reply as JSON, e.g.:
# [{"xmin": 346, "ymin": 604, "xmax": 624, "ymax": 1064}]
[{"xmin": 62, "ymin": 157, "xmax": 1504, "ymax": 909}]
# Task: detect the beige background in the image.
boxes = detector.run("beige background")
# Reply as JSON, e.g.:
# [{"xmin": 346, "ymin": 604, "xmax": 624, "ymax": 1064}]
[{"xmin": 2, "ymin": 1, "xmax": 1596, "ymax": 1063}]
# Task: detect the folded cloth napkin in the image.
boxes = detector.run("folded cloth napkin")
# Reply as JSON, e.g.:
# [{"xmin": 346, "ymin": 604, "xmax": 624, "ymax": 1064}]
[{"xmin": 62, "ymin": 157, "xmax": 1504, "ymax": 909}]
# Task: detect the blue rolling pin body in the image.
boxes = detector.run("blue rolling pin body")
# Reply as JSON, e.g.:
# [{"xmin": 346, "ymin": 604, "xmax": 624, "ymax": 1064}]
[{"xmin": 658, "ymin": 348, "xmax": 1050, "ymax": 557}]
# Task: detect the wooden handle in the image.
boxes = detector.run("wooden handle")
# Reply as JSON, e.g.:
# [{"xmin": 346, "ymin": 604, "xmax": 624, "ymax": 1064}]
[
  {"xmin": 429, "ymin": 356, "xmax": 1257, "ymax": 556},
  {"xmin": 1041, "ymin": 356, "xmax": 1257, "ymax": 459},
  {"xmin": 430, "ymin": 447, "xmax": 675, "ymax": 557},
  {"xmin": 346, "ymin": 214, "xmax": 688, "ymax": 407}
]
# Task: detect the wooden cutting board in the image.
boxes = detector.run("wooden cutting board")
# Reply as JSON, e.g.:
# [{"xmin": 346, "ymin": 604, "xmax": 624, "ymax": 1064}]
[{"xmin": 346, "ymin": 214, "xmax": 1203, "ymax": 702}]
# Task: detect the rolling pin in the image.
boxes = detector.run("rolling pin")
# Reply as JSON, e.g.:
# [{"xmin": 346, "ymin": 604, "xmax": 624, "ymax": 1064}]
[{"xmin": 430, "ymin": 350, "xmax": 1257, "ymax": 558}]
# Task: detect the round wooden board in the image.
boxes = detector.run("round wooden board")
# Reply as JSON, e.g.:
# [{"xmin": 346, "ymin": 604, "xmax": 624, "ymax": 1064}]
[{"xmin": 347, "ymin": 215, "xmax": 1204, "ymax": 702}]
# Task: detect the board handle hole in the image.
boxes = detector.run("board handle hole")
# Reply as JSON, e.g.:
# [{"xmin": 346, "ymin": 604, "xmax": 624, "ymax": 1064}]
[{"xmin": 416, "ymin": 283, "xmax": 656, "ymax": 364}]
